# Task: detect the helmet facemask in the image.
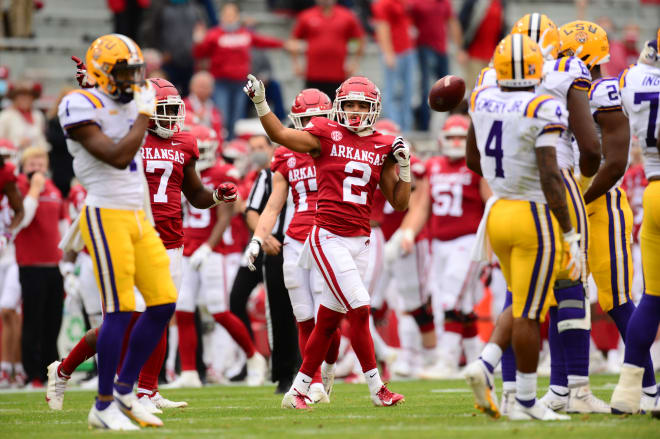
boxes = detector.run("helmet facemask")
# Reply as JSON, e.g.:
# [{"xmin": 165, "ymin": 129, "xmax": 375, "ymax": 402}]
[
  {"xmin": 107, "ymin": 60, "xmax": 146, "ymax": 103},
  {"xmin": 196, "ymin": 138, "xmax": 219, "ymax": 172},
  {"xmin": 333, "ymin": 96, "xmax": 380, "ymax": 132},
  {"xmin": 150, "ymin": 96, "xmax": 185, "ymax": 139},
  {"xmin": 288, "ymin": 107, "xmax": 332, "ymax": 130}
]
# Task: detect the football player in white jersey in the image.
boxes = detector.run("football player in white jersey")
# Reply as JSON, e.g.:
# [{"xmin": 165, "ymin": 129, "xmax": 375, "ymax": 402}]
[
  {"xmin": 57, "ymin": 34, "xmax": 176, "ymax": 430},
  {"xmin": 463, "ymin": 33, "xmax": 581, "ymax": 421},
  {"xmin": 562, "ymin": 21, "xmax": 657, "ymax": 413},
  {"xmin": 479, "ymin": 14, "xmax": 604, "ymax": 415},
  {"xmin": 610, "ymin": 31, "xmax": 660, "ymax": 415}
]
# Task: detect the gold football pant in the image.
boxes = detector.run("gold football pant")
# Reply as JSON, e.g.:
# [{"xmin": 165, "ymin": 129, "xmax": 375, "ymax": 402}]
[{"xmin": 641, "ymin": 181, "xmax": 660, "ymax": 297}]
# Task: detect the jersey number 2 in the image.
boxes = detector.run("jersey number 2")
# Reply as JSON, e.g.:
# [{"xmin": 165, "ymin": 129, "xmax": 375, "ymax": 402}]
[
  {"xmin": 146, "ymin": 160, "xmax": 173, "ymax": 203},
  {"xmin": 485, "ymin": 121, "xmax": 504, "ymax": 178},
  {"xmin": 634, "ymin": 92, "xmax": 659, "ymax": 148},
  {"xmin": 343, "ymin": 161, "xmax": 371, "ymax": 205}
]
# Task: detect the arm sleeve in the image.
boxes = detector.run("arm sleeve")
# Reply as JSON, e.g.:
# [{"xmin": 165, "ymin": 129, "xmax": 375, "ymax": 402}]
[
  {"xmin": 347, "ymin": 11, "xmax": 365, "ymax": 38},
  {"xmin": 58, "ymin": 92, "xmax": 100, "ymax": 133},
  {"xmin": 251, "ymin": 32, "xmax": 284, "ymax": 49}
]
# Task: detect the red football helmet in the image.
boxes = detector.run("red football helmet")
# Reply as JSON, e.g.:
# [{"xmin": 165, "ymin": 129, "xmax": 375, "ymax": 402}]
[
  {"xmin": 374, "ymin": 119, "xmax": 401, "ymax": 137},
  {"xmin": 288, "ymin": 88, "xmax": 332, "ymax": 130},
  {"xmin": 149, "ymin": 78, "xmax": 185, "ymax": 139},
  {"xmin": 0, "ymin": 138, "xmax": 17, "ymax": 164},
  {"xmin": 333, "ymin": 76, "xmax": 381, "ymax": 132},
  {"xmin": 439, "ymin": 115, "xmax": 470, "ymax": 159},
  {"xmin": 188, "ymin": 124, "xmax": 219, "ymax": 171}
]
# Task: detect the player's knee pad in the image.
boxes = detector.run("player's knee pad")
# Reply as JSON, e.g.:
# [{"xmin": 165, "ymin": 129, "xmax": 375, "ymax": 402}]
[
  {"xmin": 292, "ymin": 302, "xmax": 315, "ymax": 322},
  {"xmin": 411, "ymin": 303, "xmax": 435, "ymax": 333},
  {"xmin": 554, "ymin": 279, "xmax": 591, "ymax": 332},
  {"xmin": 282, "ymin": 261, "xmax": 301, "ymax": 291}
]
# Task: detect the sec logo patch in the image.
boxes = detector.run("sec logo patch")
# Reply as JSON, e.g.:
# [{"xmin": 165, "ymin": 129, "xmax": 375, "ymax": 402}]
[
  {"xmin": 287, "ymin": 157, "xmax": 296, "ymax": 168},
  {"xmin": 331, "ymin": 130, "xmax": 343, "ymax": 142}
]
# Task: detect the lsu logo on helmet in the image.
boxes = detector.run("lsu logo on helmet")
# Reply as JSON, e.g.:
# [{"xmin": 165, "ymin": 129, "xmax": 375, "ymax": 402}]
[{"xmin": 559, "ymin": 21, "xmax": 610, "ymax": 69}]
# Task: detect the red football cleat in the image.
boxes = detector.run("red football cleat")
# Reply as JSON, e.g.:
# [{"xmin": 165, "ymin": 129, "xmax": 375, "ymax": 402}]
[
  {"xmin": 281, "ymin": 389, "xmax": 312, "ymax": 409},
  {"xmin": 372, "ymin": 384, "xmax": 405, "ymax": 407}
]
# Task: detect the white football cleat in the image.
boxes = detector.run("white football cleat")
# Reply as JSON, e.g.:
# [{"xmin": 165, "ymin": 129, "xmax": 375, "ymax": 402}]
[
  {"xmin": 509, "ymin": 400, "xmax": 571, "ymax": 421},
  {"xmin": 539, "ymin": 389, "xmax": 568, "ymax": 412},
  {"xmin": 138, "ymin": 394, "xmax": 163, "ymax": 414},
  {"xmin": 88, "ymin": 401, "xmax": 139, "ymax": 430},
  {"xmin": 641, "ymin": 392, "xmax": 658, "ymax": 413},
  {"xmin": 114, "ymin": 390, "xmax": 164, "ymax": 427},
  {"xmin": 464, "ymin": 360, "xmax": 500, "ymax": 418},
  {"xmin": 165, "ymin": 370, "xmax": 203, "ymax": 388},
  {"xmin": 566, "ymin": 384, "xmax": 610, "ymax": 413},
  {"xmin": 309, "ymin": 383, "xmax": 330, "ymax": 404},
  {"xmin": 46, "ymin": 361, "xmax": 69, "ymax": 410},
  {"xmin": 151, "ymin": 391, "xmax": 188, "ymax": 409},
  {"xmin": 281, "ymin": 389, "xmax": 311, "ymax": 409},
  {"xmin": 0, "ymin": 370, "xmax": 11, "ymax": 389},
  {"xmin": 610, "ymin": 364, "xmax": 644, "ymax": 414},
  {"xmin": 246, "ymin": 352, "xmax": 267, "ymax": 387},
  {"xmin": 500, "ymin": 390, "xmax": 516, "ymax": 417},
  {"xmin": 321, "ymin": 362, "xmax": 335, "ymax": 396}
]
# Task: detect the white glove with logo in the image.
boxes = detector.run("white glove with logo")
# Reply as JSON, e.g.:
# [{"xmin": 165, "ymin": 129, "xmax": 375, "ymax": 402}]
[
  {"xmin": 243, "ymin": 74, "xmax": 270, "ymax": 117},
  {"xmin": 59, "ymin": 261, "xmax": 81, "ymax": 300},
  {"xmin": 392, "ymin": 136, "xmax": 411, "ymax": 182},
  {"xmin": 189, "ymin": 243, "xmax": 212, "ymax": 271},
  {"xmin": 563, "ymin": 229, "xmax": 583, "ymax": 281},
  {"xmin": 244, "ymin": 237, "xmax": 262, "ymax": 272},
  {"xmin": 133, "ymin": 81, "xmax": 156, "ymax": 117}
]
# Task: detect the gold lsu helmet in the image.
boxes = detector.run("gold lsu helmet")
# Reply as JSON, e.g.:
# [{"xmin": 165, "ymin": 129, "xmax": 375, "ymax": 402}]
[
  {"xmin": 511, "ymin": 13, "xmax": 560, "ymax": 60},
  {"xmin": 493, "ymin": 33, "xmax": 544, "ymax": 88},
  {"xmin": 85, "ymin": 33, "xmax": 145, "ymax": 102},
  {"xmin": 559, "ymin": 21, "xmax": 610, "ymax": 69}
]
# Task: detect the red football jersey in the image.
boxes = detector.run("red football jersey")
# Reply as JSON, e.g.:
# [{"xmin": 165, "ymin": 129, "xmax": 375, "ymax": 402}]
[
  {"xmin": 304, "ymin": 117, "xmax": 394, "ymax": 237},
  {"xmin": 426, "ymin": 156, "xmax": 484, "ymax": 241},
  {"xmin": 182, "ymin": 161, "xmax": 240, "ymax": 256},
  {"xmin": 271, "ymin": 146, "xmax": 318, "ymax": 242},
  {"xmin": 141, "ymin": 131, "xmax": 199, "ymax": 249}
]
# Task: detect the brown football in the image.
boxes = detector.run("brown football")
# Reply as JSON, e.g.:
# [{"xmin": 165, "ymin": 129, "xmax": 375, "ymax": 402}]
[{"xmin": 428, "ymin": 75, "xmax": 466, "ymax": 112}]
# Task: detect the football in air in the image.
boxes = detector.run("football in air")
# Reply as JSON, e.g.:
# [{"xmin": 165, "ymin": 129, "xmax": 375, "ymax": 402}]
[{"xmin": 428, "ymin": 75, "xmax": 466, "ymax": 112}]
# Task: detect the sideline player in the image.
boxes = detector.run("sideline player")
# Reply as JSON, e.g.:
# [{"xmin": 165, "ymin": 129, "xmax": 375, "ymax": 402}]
[
  {"xmin": 610, "ymin": 31, "xmax": 660, "ymax": 415},
  {"xmin": 464, "ymin": 33, "xmax": 580, "ymax": 421},
  {"xmin": 245, "ymin": 88, "xmax": 339, "ymax": 404},
  {"xmin": 245, "ymin": 74, "xmax": 410, "ymax": 408},
  {"xmin": 394, "ymin": 114, "xmax": 490, "ymax": 379}
]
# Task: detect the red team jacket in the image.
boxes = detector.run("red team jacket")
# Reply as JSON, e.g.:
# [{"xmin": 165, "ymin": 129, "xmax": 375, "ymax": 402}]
[
  {"xmin": 142, "ymin": 130, "xmax": 199, "ymax": 250},
  {"xmin": 304, "ymin": 117, "xmax": 395, "ymax": 237},
  {"xmin": 271, "ymin": 146, "xmax": 318, "ymax": 243},
  {"xmin": 426, "ymin": 156, "xmax": 483, "ymax": 241}
]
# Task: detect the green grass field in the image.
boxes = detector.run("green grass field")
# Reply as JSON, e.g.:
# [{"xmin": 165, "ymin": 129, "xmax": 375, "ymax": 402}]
[{"xmin": 1, "ymin": 375, "xmax": 658, "ymax": 438}]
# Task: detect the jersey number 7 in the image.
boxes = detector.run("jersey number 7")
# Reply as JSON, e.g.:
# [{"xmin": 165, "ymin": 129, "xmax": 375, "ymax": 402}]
[
  {"xmin": 634, "ymin": 92, "xmax": 659, "ymax": 148},
  {"xmin": 485, "ymin": 121, "xmax": 504, "ymax": 178}
]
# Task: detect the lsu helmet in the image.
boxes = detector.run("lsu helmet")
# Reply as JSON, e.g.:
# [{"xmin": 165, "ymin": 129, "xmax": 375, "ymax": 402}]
[
  {"xmin": 493, "ymin": 33, "xmax": 544, "ymax": 88},
  {"xmin": 374, "ymin": 119, "xmax": 401, "ymax": 136},
  {"xmin": 439, "ymin": 115, "xmax": 470, "ymax": 159},
  {"xmin": 85, "ymin": 33, "xmax": 145, "ymax": 103},
  {"xmin": 148, "ymin": 78, "xmax": 185, "ymax": 139},
  {"xmin": 559, "ymin": 21, "xmax": 610, "ymax": 69},
  {"xmin": 288, "ymin": 88, "xmax": 332, "ymax": 130},
  {"xmin": 511, "ymin": 13, "xmax": 560, "ymax": 60},
  {"xmin": 333, "ymin": 76, "xmax": 381, "ymax": 132},
  {"xmin": 188, "ymin": 124, "xmax": 219, "ymax": 171}
]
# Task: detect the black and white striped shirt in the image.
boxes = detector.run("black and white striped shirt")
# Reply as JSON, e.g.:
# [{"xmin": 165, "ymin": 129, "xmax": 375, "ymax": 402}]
[{"xmin": 245, "ymin": 168, "xmax": 294, "ymax": 238}]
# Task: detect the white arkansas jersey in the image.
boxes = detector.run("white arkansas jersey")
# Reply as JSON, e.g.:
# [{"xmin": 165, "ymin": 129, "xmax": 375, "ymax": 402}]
[
  {"xmin": 620, "ymin": 63, "xmax": 660, "ymax": 179},
  {"xmin": 469, "ymin": 86, "xmax": 568, "ymax": 203},
  {"xmin": 539, "ymin": 56, "xmax": 592, "ymax": 170},
  {"xmin": 58, "ymin": 88, "xmax": 145, "ymax": 210}
]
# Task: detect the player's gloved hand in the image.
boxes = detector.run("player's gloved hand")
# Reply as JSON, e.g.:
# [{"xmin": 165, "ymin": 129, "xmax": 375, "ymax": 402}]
[
  {"xmin": 563, "ymin": 229, "xmax": 582, "ymax": 281},
  {"xmin": 213, "ymin": 182, "xmax": 238, "ymax": 205},
  {"xmin": 133, "ymin": 81, "xmax": 156, "ymax": 117},
  {"xmin": 64, "ymin": 273, "xmax": 81, "ymax": 300},
  {"xmin": 71, "ymin": 56, "xmax": 93, "ymax": 88},
  {"xmin": 189, "ymin": 243, "xmax": 212, "ymax": 271},
  {"xmin": 392, "ymin": 136, "xmax": 411, "ymax": 182},
  {"xmin": 244, "ymin": 237, "xmax": 262, "ymax": 271},
  {"xmin": 243, "ymin": 74, "xmax": 270, "ymax": 117}
]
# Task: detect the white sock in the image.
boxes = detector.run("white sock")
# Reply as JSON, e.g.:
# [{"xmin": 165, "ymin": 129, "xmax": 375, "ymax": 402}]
[
  {"xmin": 364, "ymin": 367, "xmax": 384, "ymax": 394},
  {"xmin": 643, "ymin": 385, "xmax": 658, "ymax": 396},
  {"xmin": 321, "ymin": 361, "xmax": 335, "ymax": 376},
  {"xmin": 422, "ymin": 347, "xmax": 438, "ymax": 367},
  {"xmin": 166, "ymin": 325, "xmax": 178, "ymax": 371},
  {"xmin": 0, "ymin": 361, "xmax": 11, "ymax": 372},
  {"xmin": 462, "ymin": 336, "xmax": 483, "ymax": 364},
  {"xmin": 567, "ymin": 375, "xmax": 588, "ymax": 388},
  {"xmin": 289, "ymin": 372, "xmax": 313, "ymax": 395},
  {"xmin": 137, "ymin": 387, "xmax": 153, "ymax": 396},
  {"xmin": 503, "ymin": 380, "xmax": 516, "ymax": 393},
  {"xmin": 13, "ymin": 362, "xmax": 24, "ymax": 374},
  {"xmin": 480, "ymin": 343, "xmax": 503, "ymax": 370},
  {"xmin": 441, "ymin": 331, "xmax": 462, "ymax": 368},
  {"xmin": 516, "ymin": 371, "xmax": 537, "ymax": 403},
  {"xmin": 549, "ymin": 384, "xmax": 568, "ymax": 397}
]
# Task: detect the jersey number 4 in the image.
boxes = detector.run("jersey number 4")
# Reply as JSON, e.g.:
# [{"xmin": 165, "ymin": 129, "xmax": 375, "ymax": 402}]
[
  {"xmin": 146, "ymin": 160, "xmax": 173, "ymax": 203},
  {"xmin": 634, "ymin": 92, "xmax": 659, "ymax": 148},
  {"xmin": 485, "ymin": 121, "xmax": 504, "ymax": 178}
]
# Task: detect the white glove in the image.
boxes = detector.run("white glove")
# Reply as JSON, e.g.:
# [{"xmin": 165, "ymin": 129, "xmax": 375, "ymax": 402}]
[
  {"xmin": 64, "ymin": 273, "xmax": 81, "ymax": 300},
  {"xmin": 243, "ymin": 74, "xmax": 270, "ymax": 117},
  {"xmin": 59, "ymin": 261, "xmax": 75, "ymax": 277},
  {"xmin": 189, "ymin": 243, "xmax": 212, "ymax": 271},
  {"xmin": 133, "ymin": 81, "xmax": 156, "ymax": 117},
  {"xmin": 244, "ymin": 237, "xmax": 262, "ymax": 272},
  {"xmin": 563, "ymin": 229, "xmax": 582, "ymax": 281},
  {"xmin": 384, "ymin": 230, "xmax": 402, "ymax": 264},
  {"xmin": 392, "ymin": 136, "xmax": 411, "ymax": 182}
]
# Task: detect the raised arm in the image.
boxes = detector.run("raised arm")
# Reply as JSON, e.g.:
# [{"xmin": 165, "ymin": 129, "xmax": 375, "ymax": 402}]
[{"xmin": 243, "ymin": 75, "xmax": 321, "ymax": 154}]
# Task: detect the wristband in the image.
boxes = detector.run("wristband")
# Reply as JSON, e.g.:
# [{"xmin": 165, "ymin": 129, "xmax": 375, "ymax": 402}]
[
  {"xmin": 251, "ymin": 236, "xmax": 264, "ymax": 247},
  {"xmin": 398, "ymin": 164, "xmax": 411, "ymax": 183},
  {"xmin": 212, "ymin": 189, "xmax": 221, "ymax": 206},
  {"xmin": 255, "ymin": 99, "xmax": 271, "ymax": 117}
]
